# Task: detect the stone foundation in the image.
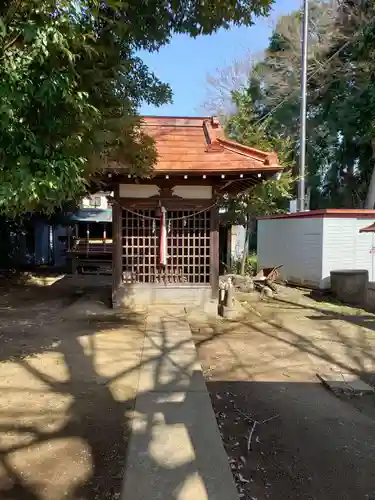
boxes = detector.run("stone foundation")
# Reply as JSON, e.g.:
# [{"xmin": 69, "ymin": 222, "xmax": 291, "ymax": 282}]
[{"xmin": 113, "ymin": 283, "xmax": 217, "ymax": 314}]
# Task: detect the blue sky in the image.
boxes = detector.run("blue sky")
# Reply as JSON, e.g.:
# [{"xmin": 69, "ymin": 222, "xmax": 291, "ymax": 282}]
[{"xmin": 139, "ymin": 0, "xmax": 301, "ymax": 116}]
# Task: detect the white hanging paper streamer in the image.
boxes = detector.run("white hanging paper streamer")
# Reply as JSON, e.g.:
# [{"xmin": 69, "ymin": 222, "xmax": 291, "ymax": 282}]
[{"xmin": 160, "ymin": 206, "xmax": 167, "ymax": 266}]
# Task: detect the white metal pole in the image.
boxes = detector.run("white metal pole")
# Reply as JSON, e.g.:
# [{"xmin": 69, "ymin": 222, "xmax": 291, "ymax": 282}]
[{"xmin": 298, "ymin": 0, "xmax": 309, "ymax": 212}]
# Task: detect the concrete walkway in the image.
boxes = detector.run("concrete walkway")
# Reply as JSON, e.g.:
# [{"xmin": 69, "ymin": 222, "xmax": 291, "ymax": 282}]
[{"xmin": 121, "ymin": 309, "xmax": 239, "ymax": 500}]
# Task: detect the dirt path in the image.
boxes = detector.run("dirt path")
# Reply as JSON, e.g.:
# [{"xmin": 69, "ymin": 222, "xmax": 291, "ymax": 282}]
[
  {"xmin": 0, "ymin": 277, "xmax": 145, "ymax": 500},
  {"xmin": 190, "ymin": 288, "xmax": 375, "ymax": 500},
  {"xmin": 2, "ymin": 277, "xmax": 375, "ymax": 499}
]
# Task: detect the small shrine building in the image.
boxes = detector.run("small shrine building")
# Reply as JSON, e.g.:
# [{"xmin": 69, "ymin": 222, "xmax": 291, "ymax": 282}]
[{"xmin": 106, "ymin": 116, "xmax": 283, "ymax": 308}]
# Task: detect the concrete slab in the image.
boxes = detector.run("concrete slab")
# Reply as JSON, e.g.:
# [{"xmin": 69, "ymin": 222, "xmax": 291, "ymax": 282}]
[
  {"xmin": 144, "ymin": 319, "xmax": 197, "ymax": 351},
  {"xmin": 121, "ymin": 310, "xmax": 238, "ymax": 500},
  {"xmin": 162, "ymin": 318, "xmax": 193, "ymax": 334},
  {"xmin": 317, "ymin": 372, "xmax": 375, "ymax": 394},
  {"xmin": 121, "ymin": 391, "xmax": 239, "ymax": 500},
  {"xmin": 142, "ymin": 341, "xmax": 199, "ymax": 362},
  {"xmin": 142, "ymin": 334, "xmax": 197, "ymax": 353},
  {"xmin": 138, "ymin": 316, "xmax": 206, "ymax": 393},
  {"xmin": 145, "ymin": 326, "xmax": 194, "ymax": 343},
  {"xmin": 137, "ymin": 362, "xmax": 206, "ymax": 393}
]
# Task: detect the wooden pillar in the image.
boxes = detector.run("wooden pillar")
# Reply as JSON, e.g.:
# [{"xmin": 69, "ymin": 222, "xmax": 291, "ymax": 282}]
[
  {"xmin": 210, "ymin": 205, "xmax": 219, "ymax": 299},
  {"xmin": 112, "ymin": 184, "xmax": 122, "ymax": 304},
  {"xmin": 226, "ymin": 226, "xmax": 232, "ymax": 271}
]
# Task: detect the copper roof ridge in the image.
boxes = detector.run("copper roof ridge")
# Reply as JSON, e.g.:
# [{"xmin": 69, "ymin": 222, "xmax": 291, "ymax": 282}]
[
  {"xmin": 217, "ymin": 137, "xmax": 278, "ymax": 164},
  {"xmin": 201, "ymin": 117, "xmax": 278, "ymax": 165},
  {"xmin": 220, "ymin": 142, "xmax": 264, "ymax": 161},
  {"xmin": 141, "ymin": 115, "xmax": 210, "ymax": 120},
  {"xmin": 146, "ymin": 122, "xmax": 203, "ymax": 128}
]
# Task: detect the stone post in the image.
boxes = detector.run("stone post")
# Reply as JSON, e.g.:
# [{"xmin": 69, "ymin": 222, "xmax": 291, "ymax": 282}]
[{"xmin": 224, "ymin": 278, "xmax": 234, "ymax": 309}]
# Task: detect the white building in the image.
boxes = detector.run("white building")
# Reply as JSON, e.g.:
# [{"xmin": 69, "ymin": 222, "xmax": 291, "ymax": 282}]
[
  {"xmin": 80, "ymin": 191, "xmax": 112, "ymax": 210},
  {"xmin": 257, "ymin": 209, "xmax": 375, "ymax": 289}
]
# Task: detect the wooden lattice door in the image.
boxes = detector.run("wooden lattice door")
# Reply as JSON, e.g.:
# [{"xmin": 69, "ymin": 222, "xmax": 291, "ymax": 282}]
[{"xmin": 122, "ymin": 208, "xmax": 210, "ymax": 284}]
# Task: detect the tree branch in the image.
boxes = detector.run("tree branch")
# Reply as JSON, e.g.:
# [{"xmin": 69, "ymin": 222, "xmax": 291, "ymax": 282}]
[{"xmin": 0, "ymin": 32, "xmax": 21, "ymax": 60}]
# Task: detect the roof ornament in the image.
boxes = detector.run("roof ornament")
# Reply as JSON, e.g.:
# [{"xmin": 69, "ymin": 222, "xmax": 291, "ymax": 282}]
[{"xmin": 211, "ymin": 116, "xmax": 220, "ymax": 128}]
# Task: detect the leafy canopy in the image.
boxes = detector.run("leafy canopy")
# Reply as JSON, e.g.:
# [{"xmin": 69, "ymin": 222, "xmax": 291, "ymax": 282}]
[
  {"xmin": 231, "ymin": 0, "xmax": 375, "ymax": 209},
  {"xmin": 221, "ymin": 89, "xmax": 294, "ymax": 226},
  {"xmin": 0, "ymin": 0, "xmax": 274, "ymax": 217}
]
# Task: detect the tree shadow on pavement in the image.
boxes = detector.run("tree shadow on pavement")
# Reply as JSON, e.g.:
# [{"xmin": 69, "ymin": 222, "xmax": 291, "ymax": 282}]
[
  {"xmin": 277, "ymin": 291, "xmax": 375, "ymax": 332},
  {"xmin": 0, "ymin": 295, "xmax": 144, "ymax": 499},
  {"xmin": 205, "ymin": 379, "xmax": 375, "ymax": 500},
  {"xmin": 0, "ymin": 288, "xmax": 236, "ymax": 500},
  {"xmin": 2, "ymin": 278, "xmax": 375, "ymax": 500},
  {"xmin": 190, "ymin": 305, "xmax": 375, "ymax": 499}
]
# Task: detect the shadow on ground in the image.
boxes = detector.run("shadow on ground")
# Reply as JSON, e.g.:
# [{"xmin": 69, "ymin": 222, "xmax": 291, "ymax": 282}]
[
  {"xmin": 190, "ymin": 291, "xmax": 375, "ymax": 498},
  {"xmin": 206, "ymin": 380, "xmax": 375, "ymax": 500},
  {"xmin": 1, "ymin": 278, "xmax": 375, "ymax": 500},
  {"xmin": 0, "ymin": 279, "xmax": 234, "ymax": 500},
  {"xmin": 286, "ymin": 288, "xmax": 375, "ymax": 332},
  {"xmin": 0, "ymin": 276, "xmax": 145, "ymax": 499}
]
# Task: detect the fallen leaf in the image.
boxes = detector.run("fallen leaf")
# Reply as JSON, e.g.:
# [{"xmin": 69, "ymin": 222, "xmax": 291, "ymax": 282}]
[{"xmin": 238, "ymin": 473, "xmax": 249, "ymax": 484}]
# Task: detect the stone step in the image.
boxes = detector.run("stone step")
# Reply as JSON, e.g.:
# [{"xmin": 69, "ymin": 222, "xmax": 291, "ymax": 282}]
[{"xmin": 121, "ymin": 314, "xmax": 239, "ymax": 500}]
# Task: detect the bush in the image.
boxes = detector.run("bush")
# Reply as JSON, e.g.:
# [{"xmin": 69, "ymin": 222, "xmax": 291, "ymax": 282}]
[
  {"xmin": 228, "ymin": 252, "xmax": 258, "ymax": 276},
  {"xmin": 246, "ymin": 252, "xmax": 258, "ymax": 276}
]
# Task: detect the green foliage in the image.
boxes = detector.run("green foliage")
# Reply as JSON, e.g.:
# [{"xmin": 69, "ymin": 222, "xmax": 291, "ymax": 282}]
[
  {"xmin": 0, "ymin": 0, "xmax": 274, "ymax": 218},
  {"xmin": 221, "ymin": 90, "xmax": 294, "ymax": 225},
  {"xmin": 245, "ymin": 252, "xmax": 258, "ymax": 276},
  {"xmin": 244, "ymin": 0, "xmax": 375, "ymax": 209},
  {"xmin": 308, "ymin": 0, "xmax": 375, "ymax": 208},
  {"xmin": 226, "ymin": 252, "xmax": 257, "ymax": 276},
  {"xmin": 249, "ymin": 170, "xmax": 294, "ymax": 215},
  {"xmin": 218, "ymin": 82, "xmax": 294, "ymax": 276},
  {"xmin": 0, "ymin": 0, "xmax": 162, "ymax": 216},
  {"xmin": 226, "ymin": 89, "xmax": 295, "ymax": 167},
  {"xmin": 222, "ymin": 170, "xmax": 294, "ymax": 227}
]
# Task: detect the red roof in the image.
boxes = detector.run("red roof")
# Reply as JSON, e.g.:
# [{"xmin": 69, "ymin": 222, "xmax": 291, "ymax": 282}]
[
  {"xmin": 258, "ymin": 209, "xmax": 375, "ymax": 220},
  {"xmin": 141, "ymin": 116, "xmax": 282, "ymax": 174},
  {"xmin": 360, "ymin": 222, "xmax": 375, "ymax": 232}
]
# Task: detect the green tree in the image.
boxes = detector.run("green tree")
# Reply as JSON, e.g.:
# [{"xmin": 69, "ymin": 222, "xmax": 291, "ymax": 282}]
[
  {"xmin": 247, "ymin": 0, "xmax": 340, "ymax": 209},
  {"xmin": 309, "ymin": 0, "xmax": 375, "ymax": 208},
  {"xmin": 221, "ymin": 90, "xmax": 294, "ymax": 274},
  {"xmin": 0, "ymin": 0, "xmax": 274, "ymax": 217},
  {"xmin": 249, "ymin": 0, "xmax": 375, "ymax": 209},
  {"xmin": 210, "ymin": 0, "xmax": 375, "ymax": 210}
]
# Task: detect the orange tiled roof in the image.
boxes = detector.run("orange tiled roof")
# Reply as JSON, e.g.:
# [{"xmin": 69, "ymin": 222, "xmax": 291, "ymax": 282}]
[{"xmin": 141, "ymin": 116, "xmax": 282, "ymax": 174}]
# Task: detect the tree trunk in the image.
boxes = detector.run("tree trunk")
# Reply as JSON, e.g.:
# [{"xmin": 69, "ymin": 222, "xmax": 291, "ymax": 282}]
[
  {"xmin": 364, "ymin": 140, "xmax": 375, "ymax": 209},
  {"xmin": 240, "ymin": 216, "xmax": 251, "ymax": 275}
]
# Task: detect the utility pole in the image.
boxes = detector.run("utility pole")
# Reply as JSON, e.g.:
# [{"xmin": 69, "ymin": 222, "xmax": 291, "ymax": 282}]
[{"xmin": 298, "ymin": 0, "xmax": 309, "ymax": 212}]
